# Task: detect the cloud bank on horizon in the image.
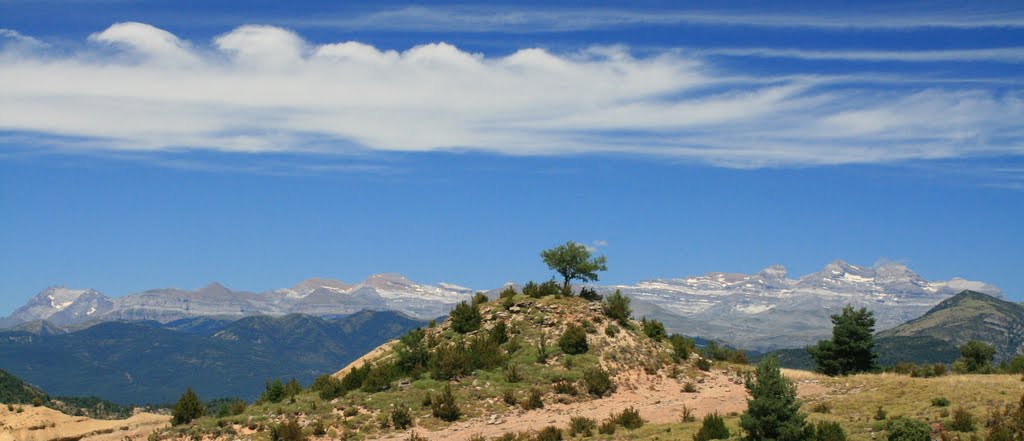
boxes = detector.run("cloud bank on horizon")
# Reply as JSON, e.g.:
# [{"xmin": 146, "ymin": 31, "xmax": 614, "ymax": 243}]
[{"xmin": 0, "ymin": 14, "xmax": 1022, "ymax": 169}]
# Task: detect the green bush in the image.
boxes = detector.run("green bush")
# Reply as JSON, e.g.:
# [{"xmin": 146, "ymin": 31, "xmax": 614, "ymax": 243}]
[
  {"xmin": 579, "ymin": 287, "xmax": 602, "ymax": 302},
  {"xmin": 431, "ymin": 384, "xmax": 461, "ymax": 422},
  {"xmin": 260, "ymin": 379, "xmax": 286, "ymax": 404},
  {"xmin": 604, "ymin": 324, "xmax": 619, "ymax": 338},
  {"xmin": 523, "ymin": 388, "xmax": 544, "ymax": 410},
  {"xmin": 270, "ymin": 418, "xmax": 305, "ymax": 441},
  {"xmin": 171, "ymin": 387, "xmax": 205, "ymax": 426},
  {"xmin": 430, "ymin": 342, "xmax": 470, "ymax": 380},
  {"xmin": 505, "ymin": 363, "xmax": 523, "ymax": 383},
  {"xmin": 472, "ymin": 292, "xmax": 489, "ymax": 306},
  {"xmin": 811, "ymin": 402, "xmax": 831, "ymax": 413},
  {"xmin": 641, "ymin": 317, "xmax": 667, "ymax": 341},
  {"xmin": 536, "ymin": 332, "xmax": 550, "ymax": 364},
  {"xmin": 538, "ymin": 280, "xmax": 562, "ymax": 297},
  {"xmin": 612, "ymin": 407, "xmax": 644, "ymax": 430},
  {"xmin": 523, "ymin": 281, "xmax": 541, "ymax": 298},
  {"xmin": 740, "ymin": 356, "xmax": 811, "ymax": 441},
  {"xmin": 947, "ymin": 407, "xmax": 975, "ymax": 432},
  {"xmin": 468, "ymin": 334, "xmax": 506, "ymax": 370},
  {"xmin": 552, "ymin": 380, "xmax": 578, "ymax": 396},
  {"xmin": 214, "ymin": 399, "xmax": 246, "ymax": 417},
  {"xmin": 535, "ymin": 426, "xmax": 563, "ymax": 441},
  {"xmin": 361, "ymin": 362, "xmax": 394, "ymax": 393},
  {"xmin": 568, "ymin": 416, "xmax": 597, "ymax": 437},
  {"xmin": 874, "ymin": 406, "xmax": 887, "ymax": 421},
  {"xmin": 582, "ymin": 367, "xmax": 614, "ymax": 397},
  {"xmin": 669, "ymin": 334, "xmax": 696, "ymax": 362},
  {"xmin": 396, "ymin": 328, "xmax": 429, "ymax": 377},
  {"xmin": 391, "ymin": 407, "xmax": 413, "ymax": 430},
  {"xmin": 695, "ymin": 358, "xmax": 712, "ymax": 371},
  {"xmin": 931, "ymin": 397, "xmax": 950, "ymax": 407},
  {"xmin": 887, "ymin": 417, "xmax": 930, "ymax": 441},
  {"xmin": 693, "ymin": 412, "xmax": 730, "ymax": 441},
  {"xmin": 683, "ymin": 382, "xmax": 698, "ymax": 393},
  {"xmin": 812, "ymin": 421, "xmax": 847, "ymax": 441},
  {"xmin": 503, "ymin": 390, "xmax": 517, "ymax": 406},
  {"xmin": 559, "ymin": 324, "xmax": 589, "ymax": 355},
  {"xmin": 602, "ymin": 290, "xmax": 632, "ymax": 325},
  {"xmin": 312, "ymin": 419, "xmax": 327, "ymax": 436},
  {"xmin": 489, "ymin": 321, "xmax": 509, "ymax": 345},
  {"xmin": 598, "ymin": 419, "xmax": 616, "ymax": 435},
  {"xmin": 450, "ymin": 301, "xmax": 483, "ymax": 334}
]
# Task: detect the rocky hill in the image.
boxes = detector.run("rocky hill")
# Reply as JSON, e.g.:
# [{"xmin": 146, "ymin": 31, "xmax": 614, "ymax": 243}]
[
  {"xmin": 876, "ymin": 290, "xmax": 1024, "ymax": 361},
  {"xmin": 157, "ymin": 288, "xmax": 761, "ymax": 441}
]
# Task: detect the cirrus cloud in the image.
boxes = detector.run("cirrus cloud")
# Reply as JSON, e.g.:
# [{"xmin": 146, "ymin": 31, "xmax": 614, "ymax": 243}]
[{"xmin": 0, "ymin": 22, "xmax": 1021, "ymax": 168}]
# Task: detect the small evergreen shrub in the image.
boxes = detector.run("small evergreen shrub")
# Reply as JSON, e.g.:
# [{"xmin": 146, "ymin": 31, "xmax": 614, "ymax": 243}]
[
  {"xmin": 640, "ymin": 317, "xmax": 667, "ymax": 341},
  {"xmin": 391, "ymin": 407, "xmax": 413, "ymax": 430},
  {"xmin": 812, "ymin": 402, "xmax": 832, "ymax": 413},
  {"xmin": 683, "ymin": 382, "xmax": 698, "ymax": 393},
  {"xmin": 552, "ymin": 380, "xmax": 578, "ymax": 396},
  {"xmin": 602, "ymin": 290, "xmax": 632, "ymax": 325},
  {"xmin": 813, "ymin": 421, "xmax": 847, "ymax": 441},
  {"xmin": 887, "ymin": 417, "xmax": 931, "ymax": 441},
  {"xmin": 171, "ymin": 387, "xmax": 205, "ymax": 426},
  {"xmin": 598, "ymin": 420, "xmax": 617, "ymax": 435},
  {"xmin": 430, "ymin": 342, "xmax": 470, "ymax": 380},
  {"xmin": 523, "ymin": 388, "xmax": 544, "ymax": 410},
  {"xmin": 579, "ymin": 287, "xmax": 602, "ymax": 302},
  {"xmin": 559, "ymin": 324, "xmax": 589, "ymax": 355},
  {"xmin": 523, "ymin": 281, "xmax": 541, "ymax": 298},
  {"xmin": 669, "ymin": 334, "xmax": 696, "ymax": 362},
  {"xmin": 536, "ymin": 332, "xmax": 550, "ymax": 364},
  {"xmin": 312, "ymin": 419, "xmax": 327, "ymax": 436},
  {"xmin": 311, "ymin": 374, "xmax": 345, "ymax": 401},
  {"xmin": 490, "ymin": 321, "xmax": 509, "ymax": 344},
  {"xmin": 612, "ymin": 407, "xmax": 644, "ymax": 430},
  {"xmin": 693, "ymin": 413, "xmax": 730, "ymax": 441},
  {"xmin": 680, "ymin": 404, "xmax": 696, "ymax": 422},
  {"xmin": 503, "ymin": 390, "xmax": 517, "ymax": 406},
  {"xmin": 472, "ymin": 292, "xmax": 489, "ymax": 306},
  {"xmin": 361, "ymin": 363, "xmax": 394, "ymax": 393},
  {"xmin": 582, "ymin": 367, "xmax": 614, "ymax": 397},
  {"xmin": 539, "ymin": 280, "xmax": 561, "ymax": 297},
  {"xmin": 261, "ymin": 379, "xmax": 286, "ymax": 404},
  {"xmin": 695, "ymin": 358, "xmax": 712, "ymax": 371},
  {"xmin": 604, "ymin": 324, "xmax": 619, "ymax": 338},
  {"xmin": 270, "ymin": 418, "xmax": 305, "ymax": 441},
  {"xmin": 947, "ymin": 407, "xmax": 975, "ymax": 432},
  {"xmin": 535, "ymin": 426, "xmax": 563, "ymax": 441},
  {"xmin": 505, "ymin": 364, "xmax": 523, "ymax": 383},
  {"xmin": 874, "ymin": 406, "xmax": 888, "ymax": 421},
  {"xmin": 932, "ymin": 397, "xmax": 951, "ymax": 407},
  {"xmin": 450, "ymin": 301, "xmax": 483, "ymax": 334},
  {"xmin": 431, "ymin": 384, "xmax": 461, "ymax": 422},
  {"xmin": 505, "ymin": 336, "xmax": 523, "ymax": 355},
  {"xmin": 568, "ymin": 416, "xmax": 597, "ymax": 437}
]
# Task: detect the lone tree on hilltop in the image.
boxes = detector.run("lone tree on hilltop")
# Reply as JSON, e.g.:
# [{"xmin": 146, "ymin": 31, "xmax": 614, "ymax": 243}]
[
  {"xmin": 541, "ymin": 241, "xmax": 607, "ymax": 292},
  {"xmin": 807, "ymin": 304, "xmax": 877, "ymax": 376},
  {"xmin": 171, "ymin": 386, "xmax": 205, "ymax": 426}
]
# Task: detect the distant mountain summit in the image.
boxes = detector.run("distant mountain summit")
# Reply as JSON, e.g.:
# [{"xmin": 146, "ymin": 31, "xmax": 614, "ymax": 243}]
[
  {"xmin": 0, "ymin": 274, "xmax": 473, "ymax": 328},
  {"xmin": 605, "ymin": 260, "xmax": 1002, "ymax": 350}
]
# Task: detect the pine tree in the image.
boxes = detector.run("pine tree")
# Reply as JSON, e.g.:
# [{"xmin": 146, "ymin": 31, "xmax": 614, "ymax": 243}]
[
  {"xmin": 431, "ymin": 384, "xmax": 461, "ymax": 422},
  {"xmin": 171, "ymin": 386, "xmax": 205, "ymax": 426},
  {"xmin": 740, "ymin": 356, "xmax": 812, "ymax": 441},
  {"xmin": 449, "ymin": 301, "xmax": 482, "ymax": 334},
  {"xmin": 602, "ymin": 290, "xmax": 632, "ymax": 326},
  {"xmin": 808, "ymin": 305, "xmax": 877, "ymax": 376}
]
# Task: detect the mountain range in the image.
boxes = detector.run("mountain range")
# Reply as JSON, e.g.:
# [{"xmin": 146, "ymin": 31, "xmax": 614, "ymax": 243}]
[
  {"xmin": 0, "ymin": 261, "xmax": 1004, "ymax": 351},
  {"xmin": 0, "ymin": 273, "xmax": 472, "ymax": 328},
  {"xmin": 604, "ymin": 260, "xmax": 1003, "ymax": 350}
]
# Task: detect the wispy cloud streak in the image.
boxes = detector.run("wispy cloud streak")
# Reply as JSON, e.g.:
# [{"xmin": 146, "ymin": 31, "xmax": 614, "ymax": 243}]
[{"xmin": 0, "ymin": 23, "xmax": 1022, "ymax": 169}]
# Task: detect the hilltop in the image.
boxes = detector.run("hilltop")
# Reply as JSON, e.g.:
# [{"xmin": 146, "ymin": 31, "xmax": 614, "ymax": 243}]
[{"xmin": 876, "ymin": 290, "xmax": 1024, "ymax": 361}]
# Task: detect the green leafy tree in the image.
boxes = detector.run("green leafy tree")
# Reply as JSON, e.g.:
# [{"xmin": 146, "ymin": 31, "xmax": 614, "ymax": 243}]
[
  {"xmin": 171, "ymin": 387, "xmax": 205, "ymax": 426},
  {"xmin": 450, "ymin": 301, "xmax": 482, "ymax": 334},
  {"xmin": 541, "ymin": 241, "xmax": 608, "ymax": 291},
  {"xmin": 808, "ymin": 305, "xmax": 877, "ymax": 376},
  {"xmin": 602, "ymin": 290, "xmax": 632, "ymax": 325},
  {"xmin": 641, "ymin": 317, "xmax": 667, "ymax": 341},
  {"xmin": 955, "ymin": 340, "xmax": 996, "ymax": 373},
  {"xmin": 740, "ymin": 356, "xmax": 812, "ymax": 441},
  {"xmin": 559, "ymin": 324, "xmax": 589, "ymax": 355}
]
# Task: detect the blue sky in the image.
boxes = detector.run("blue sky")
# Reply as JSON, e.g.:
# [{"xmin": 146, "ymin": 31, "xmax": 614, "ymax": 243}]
[{"xmin": 1, "ymin": 1, "xmax": 1022, "ymax": 312}]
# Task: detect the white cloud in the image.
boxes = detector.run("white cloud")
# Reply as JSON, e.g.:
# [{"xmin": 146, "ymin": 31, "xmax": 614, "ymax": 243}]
[
  {"xmin": 696, "ymin": 47, "xmax": 1024, "ymax": 64},
  {"xmin": 0, "ymin": 23, "xmax": 1022, "ymax": 168}
]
